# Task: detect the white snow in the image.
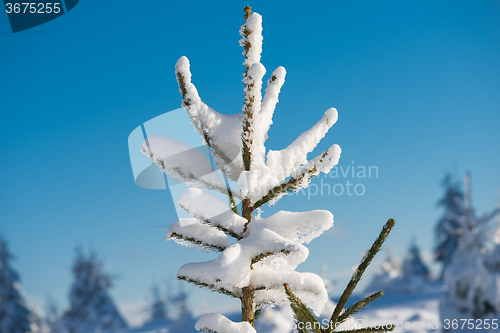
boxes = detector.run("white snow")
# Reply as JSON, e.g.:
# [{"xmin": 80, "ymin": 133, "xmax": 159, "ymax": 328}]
[
  {"xmin": 167, "ymin": 219, "xmax": 230, "ymax": 252},
  {"xmin": 141, "ymin": 134, "xmax": 229, "ymax": 193},
  {"xmin": 178, "ymin": 188, "xmax": 247, "ymax": 236},
  {"xmin": 266, "ymin": 108, "xmax": 338, "ymax": 181},
  {"xmin": 177, "ymin": 227, "xmax": 309, "ymax": 294},
  {"xmin": 239, "ymin": 13, "xmax": 263, "ymax": 70},
  {"xmin": 195, "ymin": 313, "xmax": 256, "ymax": 333},
  {"xmin": 175, "ymin": 56, "xmax": 244, "ymax": 175},
  {"xmin": 248, "ymin": 210, "xmax": 334, "ymax": 245}
]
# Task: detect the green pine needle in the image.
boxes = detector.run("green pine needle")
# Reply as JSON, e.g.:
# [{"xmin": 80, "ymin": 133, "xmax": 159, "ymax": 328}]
[
  {"xmin": 336, "ymin": 290, "xmax": 384, "ymax": 324},
  {"xmin": 284, "ymin": 283, "xmax": 322, "ymax": 333},
  {"xmin": 169, "ymin": 232, "xmax": 227, "ymax": 252},
  {"xmin": 328, "ymin": 219, "xmax": 395, "ymax": 331}
]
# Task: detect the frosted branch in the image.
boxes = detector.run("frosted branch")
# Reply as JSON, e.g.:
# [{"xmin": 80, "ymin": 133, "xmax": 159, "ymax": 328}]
[
  {"xmin": 254, "ymin": 144, "xmax": 341, "ymax": 208},
  {"xmin": 178, "ymin": 188, "xmax": 247, "ymax": 237},
  {"xmin": 175, "ymin": 56, "xmax": 244, "ymax": 176},
  {"xmin": 266, "ymin": 108, "xmax": 339, "ymax": 181},
  {"xmin": 167, "ymin": 219, "xmax": 230, "ymax": 252}
]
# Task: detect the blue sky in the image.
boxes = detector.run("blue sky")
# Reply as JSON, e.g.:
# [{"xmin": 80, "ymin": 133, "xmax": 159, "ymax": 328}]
[{"xmin": 1, "ymin": 0, "xmax": 499, "ymax": 325}]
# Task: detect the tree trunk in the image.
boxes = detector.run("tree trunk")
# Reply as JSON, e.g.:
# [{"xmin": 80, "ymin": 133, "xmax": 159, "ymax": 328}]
[
  {"xmin": 241, "ymin": 286, "xmax": 255, "ymax": 325},
  {"xmin": 241, "ymin": 198, "xmax": 255, "ymax": 325}
]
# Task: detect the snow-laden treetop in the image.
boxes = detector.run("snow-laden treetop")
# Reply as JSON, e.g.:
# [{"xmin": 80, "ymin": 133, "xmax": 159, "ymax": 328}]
[{"xmin": 139, "ymin": 7, "xmax": 367, "ymax": 333}]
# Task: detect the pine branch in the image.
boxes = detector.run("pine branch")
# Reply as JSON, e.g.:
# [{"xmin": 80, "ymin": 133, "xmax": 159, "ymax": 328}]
[
  {"xmin": 333, "ymin": 326, "xmax": 395, "ymax": 333},
  {"xmin": 177, "ymin": 276, "xmax": 240, "ymax": 298},
  {"xmin": 219, "ymin": 166, "xmax": 239, "ymax": 215},
  {"xmin": 168, "ymin": 165, "xmax": 232, "ymax": 196},
  {"xmin": 284, "ymin": 283, "xmax": 322, "ymax": 333},
  {"xmin": 176, "ymin": 66, "xmax": 242, "ymax": 178},
  {"xmin": 198, "ymin": 220, "xmax": 243, "ymax": 241},
  {"xmin": 250, "ymin": 250, "xmax": 291, "ymax": 268},
  {"xmin": 178, "ymin": 203, "xmax": 243, "ymax": 240},
  {"xmin": 335, "ymin": 290, "xmax": 384, "ymax": 324},
  {"xmin": 169, "ymin": 232, "xmax": 227, "ymax": 252},
  {"xmin": 254, "ymin": 147, "xmax": 338, "ymax": 209},
  {"xmin": 254, "ymin": 308, "xmax": 262, "ymax": 321},
  {"xmin": 253, "ymin": 167, "xmax": 317, "ymax": 209},
  {"xmin": 328, "ymin": 219, "xmax": 396, "ymax": 331},
  {"xmin": 241, "ymin": 13, "xmax": 255, "ymax": 173}
]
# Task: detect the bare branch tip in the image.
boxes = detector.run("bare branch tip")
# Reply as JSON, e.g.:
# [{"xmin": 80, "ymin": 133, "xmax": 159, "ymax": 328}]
[{"xmin": 243, "ymin": 5, "xmax": 252, "ymax": 20}]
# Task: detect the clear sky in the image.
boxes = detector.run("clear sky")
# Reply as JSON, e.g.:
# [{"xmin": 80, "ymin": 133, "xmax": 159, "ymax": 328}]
[{"xmin": 1, "ymin": 0, "xmax": 499, "ymax": 326}]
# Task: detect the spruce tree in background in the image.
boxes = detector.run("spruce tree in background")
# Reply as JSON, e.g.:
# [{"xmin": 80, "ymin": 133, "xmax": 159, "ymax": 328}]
[
  {"xmin": 364, "ymin": 241, "xmax": 432, "ymax": 296},
  {"xmin": 45, "ymin": 297, "xmax": 66, "ymax": 333},
  {"xmin": 440, "ymin": 173, "xmax": 500, "ymax": 321},
  {"xmin": 398, "ymin": 240, "xmax": 432, "ymax": 294},
  {"xmin": 62, "ymin": 249, "xmax": 127, "ymax": 333},
  {"xmin": 168, "ymin": 285, "xmax": 189, "ymax": 318},
  {"xmin": 402, "ymin": 240, "xmax": 431, "ymax": 281},
  {"xmin": 141, "ymin": 284, "xmax": 170, "ymax": 330},
  {"xmin": 434, "ymin": 174, "xmax": 464, "ymax": 279},
  {"xmin": 363, "ymin": 248, "xmax": 401, "ymax": 295},
  {"xmin": 148, "ymin": 284, "xmax": 168, "ymax": 323},
  {"xmin": 0, "ymin": 236, "xmax": 32, "ymax": 333}
]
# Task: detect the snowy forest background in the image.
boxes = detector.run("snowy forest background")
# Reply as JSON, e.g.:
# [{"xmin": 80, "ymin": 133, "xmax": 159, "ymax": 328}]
[
  {"xmin": 1, "ymin": 1, "xmax": 500, "ymax": 333},
  {"xmin": 2, "ymin": 172, "xmax": 499, "ymax": 332}
]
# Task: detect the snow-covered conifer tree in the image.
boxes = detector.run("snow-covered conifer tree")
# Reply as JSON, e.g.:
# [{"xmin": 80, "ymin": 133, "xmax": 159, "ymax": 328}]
[
  {"xmin": 363, "ymin": 248, "xmax": 401, "ymax": 295},
  {"xmin": 0, "ymin": 236, "xmax": 33, "ymax": 333},
  {"xmin": 141, "ymin": 284, "xmax": 169, "ymax": 330},
  {"xmin": 149, "ymin": 284, "xmax": 168, "ymax": 323},
  {"xmin": 62, "ymin": 250, "xmax": 127, "ymax": 333},
  {"xmin": 440, "ymin": 173, "xmax": 500, "ymax": 320},
  {"xmin": 142, "ymin": 6, "xmax": 395, "ymax": 332},
  {"xmin": 399, "ymin": 240, "xmax": 432, "ymax": 294},
  {"xmin": 45, "ymin": 297, "xmax": 66, "ymax": 333},
  {"xmin": 434, "ymin": 174, "xmax": 464, "ymax": 279},
  {"xmin": 402, "ymin": 240, "xmax": 430, "ymax": 281},
  {"xmin": 169, "ymin": 285, "xmax": 190, "ymax": 318},
  {"xmin": 487, "ymin": 211, "xmax": 500, "ymax": 272},
  {"xmin": 365, "ymin": 241, "xmax": 432, "ymax": 296}
]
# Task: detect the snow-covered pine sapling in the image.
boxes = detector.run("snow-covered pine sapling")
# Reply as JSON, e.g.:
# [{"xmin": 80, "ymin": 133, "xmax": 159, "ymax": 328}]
[{"xmin": 143, "ymin": 6, "xmax": 395, "ymax": 332}]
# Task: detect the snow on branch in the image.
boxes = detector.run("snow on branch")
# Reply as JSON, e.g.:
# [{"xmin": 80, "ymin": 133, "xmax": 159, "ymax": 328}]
[
  {"xmin": 247, "ymin": 210, "xmax": 334, "ymax": 244},
  {"xmin": 178, "ymin": 188, "xmax": 247, "ymax": 238},
  {"xmin": 141, "ymin": 134, "xmax": 232, "ymax": 194},
  {"xmin": 176, "ymin": 228, "xmax": 309, "ymax": 296},
  {"xmin": 266, "ymin": 108, "xmax": 339, "ymax": 181},
  {"xmin": 196, "ymin": 313, "xmax": 256, "ymax": 333},
  {"xmin": 256, "ymin": 67, "xmax": 286, "ymax": 148},
  {"xmin": 252, "ymin": 144, "xmax": 341, "ymax": 207},
  {"xmin": 284, "ymin": 283, "xmax": 322, "ymax": 331},
  {"xmin": 177, "ymin": 275, "xmax": 240, "ymax": 299},
  {"xmin": 167, "ymin": 219, "xmax": 230, "ymax": 252},
  {"xmin": 239, "ymin": 12, "xmax": 263, "ymax": 73},
  {"xmin": 253, "ymin": 271, "xmax": 328, "ymax": 316},
  {"xmin": 175, "ymin": 56, "xmax": 244, "ymax": 175}
]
